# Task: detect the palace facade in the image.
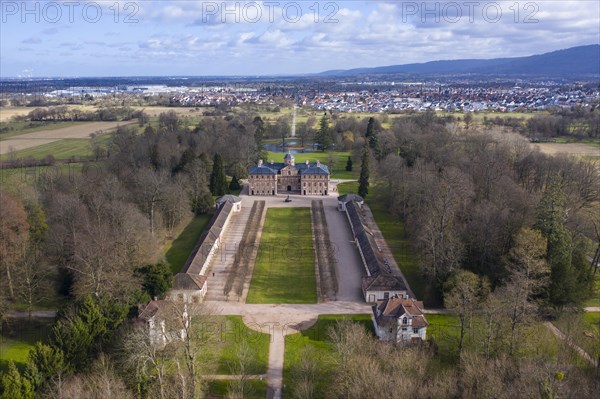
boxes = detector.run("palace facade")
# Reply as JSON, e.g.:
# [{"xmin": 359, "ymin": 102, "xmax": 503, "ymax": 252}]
[{"xmin": 248, "ymin": 152, "xmax": 330, "ymax": 196}]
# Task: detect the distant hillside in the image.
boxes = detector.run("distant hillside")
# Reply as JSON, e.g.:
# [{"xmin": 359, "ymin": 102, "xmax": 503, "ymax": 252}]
[{"xmin": 318, "ymin": 45, "xmax": 600, "ymax": 77}]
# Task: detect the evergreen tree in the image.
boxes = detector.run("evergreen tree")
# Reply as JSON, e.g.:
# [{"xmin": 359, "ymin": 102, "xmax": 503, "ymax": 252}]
[
  {"xmin": 138, "ymin": 263, "xmax": 173, "ymax": 299},
  {"xmin": 229, "ymin": 175, "xmax": 241, "ymax": 191},
  {"xmin": 358, "ymin": 148, "xmax": 370, "ymax": 198},
  {"xmin": 253, "ymin": 116, "xmax": 268, "ymax": 162},
  {"xmin": 25, "ymin": 342, "xmax": 66, "ymax": 391},
  {"xmin": 192, "ymin": 192, "xmax": 214, "ymax": 215},
  {"xmin": 315, "ymin": 113, "xmax": 333, "ymax": 152},
  {"xmin": 365, "ymin": 117, "xmax": 381, "ymax": 159},
  {"xmin": 345, "ymin": 156, "xmax": 353, "ymax": 172},
  {"xmin": 209, "ymin": 153, "xmax": 228, "ymax": 196},
  {"xmin": 534, "ymin": 176, "xmax": 591, "ymax": 307},
  {"xmin": 0, "ymin": 362, "xmax": 34, "ymax": 399}
]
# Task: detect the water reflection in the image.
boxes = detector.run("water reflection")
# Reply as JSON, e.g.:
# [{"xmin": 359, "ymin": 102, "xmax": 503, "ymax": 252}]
[{"xmin": 263, "ymin": 141, "xmax": 318, "ymax": 153}]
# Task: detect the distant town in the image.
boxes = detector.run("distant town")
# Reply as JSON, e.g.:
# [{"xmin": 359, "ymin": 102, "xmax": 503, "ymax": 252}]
[{"xmin": 2, "ymin": 76, "xmax": 599, "ymax": 113}]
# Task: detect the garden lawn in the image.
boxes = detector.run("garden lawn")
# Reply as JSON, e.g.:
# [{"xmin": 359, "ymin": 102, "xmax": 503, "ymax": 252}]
[
  {"xmin": 336, "ymin": 181, "xmax": 359, "ymax": 196},
  {"xmin": 208, "ymin": 316, "xmax": 270, "ymax": 375},
  {"xmin": 164, "ymin": 215, "xmax": 212, "ymax": 274},
  {"xmin": 0, "ymin": 319, "xmax": 53, "ymax": 371},
  {"xmin": 583, "ymin": 273, "xmax": 600, "ymax": 307},
  {"xmin": 265, "ymin": 150, "xmax": 356, "ymax": 180},
  {"xmin": 247, "ymin": 208, "xmax": 317, "ymax": 304},
  {"xmin": 283, "ymin": 314, "xmax": 373, "ymax": 399},
  {"xmin": 206, "ymin": 379, "xmax": 268, "ymax": 398}
]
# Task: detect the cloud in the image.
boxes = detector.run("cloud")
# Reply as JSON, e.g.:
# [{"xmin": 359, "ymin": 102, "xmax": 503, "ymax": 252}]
[
  {"xmin": 22, "ymin": 37, "xmax": 42, "ymax": 44},
  {"xmin": 42, "ymin": 28, "xmax": 59, "ymax": 35}
]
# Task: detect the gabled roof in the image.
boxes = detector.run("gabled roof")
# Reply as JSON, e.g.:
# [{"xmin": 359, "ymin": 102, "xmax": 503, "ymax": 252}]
[
  {"xmin": 362, "ymin": 274, "xmax": 408, "ymax": 292},
  {"xmin": 182, "ymin": 201, "xmax": 232, "ymax": 274},
  {"xmin": 372, "ymin": 297, "xmax": 428, "ymax": 328},
  {"xmin": 338, "ymin": 193, "xmax": 364, "ymax": 203},
  {"xmin": 375, "ymin": 297, "xmax": 425, "ymax": 317},
  {"xmin": 298, "ymin": 163, "xmax": 330, "ymax": 175},
  {"xmin": 216, "ymin": 194, "xmax": 241, "ymax": 205},
  {"xmin": 138, "ymin": 300, "xmax": 161, "ymax": 320},
  {"xmin": 248, "ymin": 155, "xmax": 330, "ymax": 176},
  {"xmin": 172, "ymin": 273, "xmax": 207, "ymax": 290},
  {"xmin": 248, "ymin": 164, "xmax": 278, "ymax": 175}
]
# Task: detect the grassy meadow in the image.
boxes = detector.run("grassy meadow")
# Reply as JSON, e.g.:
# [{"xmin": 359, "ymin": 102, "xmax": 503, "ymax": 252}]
[{"xmin": 247, "ymin": 208, "xmax": 317, "ymax": 304}]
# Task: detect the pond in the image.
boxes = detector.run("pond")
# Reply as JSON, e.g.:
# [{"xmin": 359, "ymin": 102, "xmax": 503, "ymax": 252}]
[{"xmin": 263, "ymin": 141, "xmax": 318, "ymax": 153}]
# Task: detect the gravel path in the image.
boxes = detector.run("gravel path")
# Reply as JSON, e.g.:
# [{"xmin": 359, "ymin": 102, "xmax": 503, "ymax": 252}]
[
  {"xmin": 203, "ymin": 300, "xmax": 372, "ymax": 399},
  {"xmin": 544, "ymin": 321, "xmax": 598, "ymax": 368},
  {"xmin": 5, "ymin": 310, "xmax": 57, "ymax": 318},
  {"xmin": 203, "ymin": 184, "xmax": 371, "ymax": 398}
]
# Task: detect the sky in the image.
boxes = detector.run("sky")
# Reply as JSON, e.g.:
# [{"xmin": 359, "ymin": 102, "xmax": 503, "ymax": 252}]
[{"xmin": 1, "ymin": 0, "xmax": 599, "ymax": 77}]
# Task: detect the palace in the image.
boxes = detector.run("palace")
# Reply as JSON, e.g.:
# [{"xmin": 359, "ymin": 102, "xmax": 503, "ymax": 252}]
[{"xmin": 248, "ymin": 152, "xmax": 330, "ymax": 196}]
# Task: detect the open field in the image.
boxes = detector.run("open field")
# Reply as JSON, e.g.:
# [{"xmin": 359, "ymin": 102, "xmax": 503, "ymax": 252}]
[
  {"xmin": 0, "ymin": 319, "xmax": 53, "ymax": 371},
  {"xmin": 130, "ymin": 106, "xmax": 208, "ymax": 117},
  {"xmin": 0, "ymin": 121, "xmax": 133, "ymax": 155},
  {"xmin": 0, "ymin": 107, "xmax": 32, "ymax": 122},
  {"xmin": 164, "ymin": 215, "xmax": 212, "ymax": 275},
  {"xmin": 533, "ymin": 142, "xmax": 600, "ymax": 157},
  {"xmin": 246, "ymin": 208, "xmax": 317, "ymax": 304},
  {"xmin": 0, "ymin": 138, "xmax": 100, "ymax": 161},
  {"xmin": 0, "ymin": 121, "xmax": 92, "ymax": 140},
  {"xmin": 283, "ymin": 314, "xmax": 373, "ymax": 398}
]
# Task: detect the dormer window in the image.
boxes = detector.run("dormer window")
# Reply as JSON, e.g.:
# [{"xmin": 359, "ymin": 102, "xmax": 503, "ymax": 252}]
[{"xmin": 403, "ymin": 317, "xmax": 408, "ymax": 325}]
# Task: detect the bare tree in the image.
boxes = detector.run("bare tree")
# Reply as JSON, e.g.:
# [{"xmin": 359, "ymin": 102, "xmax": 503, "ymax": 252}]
[
  {"xmin": 18, "ymin": 245, "xmax": 48, "ymax": 319},
  {"xmin": 134, "ymin": 168, "xmax": 169, "ymax": 236},
  {"xmin": 0, "ymin": 191, "xmax": 30, "ymax": 299},
  {"xmin": 226, "ymin": 340, "xmax": 255, "ymax": 399},
  {"xmin": 122, "ymin": 323, "xmax": 174, "ymax": 399},
  {"xmin": 503, "ymin": 227, "xmax": 550, "ymax": 355}
]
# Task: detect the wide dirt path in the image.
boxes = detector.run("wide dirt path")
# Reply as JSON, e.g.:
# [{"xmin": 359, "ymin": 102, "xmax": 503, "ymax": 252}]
[{"xmin": 0, "ymin": 121, "xmax": 134, "ymax": 154}]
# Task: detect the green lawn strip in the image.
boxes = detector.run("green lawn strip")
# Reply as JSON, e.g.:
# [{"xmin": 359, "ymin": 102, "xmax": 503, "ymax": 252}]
[
  {"xmin": 583, "ymin": 273, "xmax": 600, "ymax": 307},
  {"xmin": 337, "ymin": 181, "xmax": 428, "ymax": 303},
  {"xmin": 0, "ymin": 131, "xmax": 114, "ymax": 161},
  {"xmin": 202, "ymin": 315, "xmax": 270, "ymax": 375},
  {"xmin": 0, "ymin": 319, "xmax": 54, "ymax": 371},
  {"xmin": 336, "ymin": 181, "xmax": 359, "ymax": 196},
  {"xmin": 164, "ymin": 215, "xmax": 212, "ymax": 275},
  {"xmin": 554, "ymin": 312, "xmax": 600, "ymax": 360},
  {"xmin": 247, "ymin": 208, "xmax": 317, "ymax": 304},
  {"xmin": 206, "ymin": 379, "xmax": 267, "ymax": 398},
  {"xmin": 283, "ymin": 314, "xmax": 373, "ymax": 399},
  {"xmin": 264, "ymin": 150, "xmax": 356, "ymax": 180},
  {"xmin": 0, "ymin": 163, "xmax": 91, "ymax": 196},
  {"xmin": 367, "ymin": 183, "xmax": 427, "ymax": 302},
  {"xmin": 427, "ymin": 313, "xmax": 562, "ymax": 366},
  {"xmin": 1, "ymin": 138, "xmax": 90, "ymax": 161},
  {"xmin": 0, "ymin": 121, "xmax": 91, "ymax": 140}
]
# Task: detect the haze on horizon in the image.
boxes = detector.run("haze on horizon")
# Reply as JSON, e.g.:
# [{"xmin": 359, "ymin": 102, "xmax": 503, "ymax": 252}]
[{"xmin": 1, "ymin": 0, "xmax": 599, "ymax": 78}]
